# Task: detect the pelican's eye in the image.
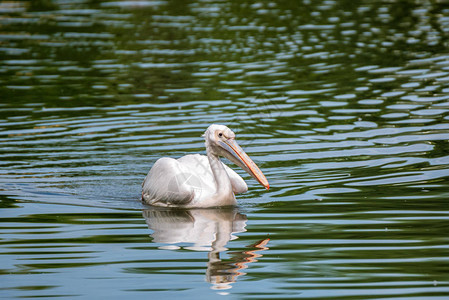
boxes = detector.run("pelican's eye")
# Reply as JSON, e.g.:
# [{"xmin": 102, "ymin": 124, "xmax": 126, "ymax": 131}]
[{"xmin": 218, "ymin": 132, "xmax": 223, "ymax": 137}]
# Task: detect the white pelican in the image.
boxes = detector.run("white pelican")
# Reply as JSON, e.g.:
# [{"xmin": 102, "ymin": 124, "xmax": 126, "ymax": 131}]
[{"xmin": 142, "ymin": 124, "xmax": 269, "ymax": 208}]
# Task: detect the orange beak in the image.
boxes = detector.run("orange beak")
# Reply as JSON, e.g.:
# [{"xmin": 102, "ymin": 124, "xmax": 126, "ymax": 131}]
[{"xmin": 220, "ymin": 139, "xmax": 269, "ymax": 190}]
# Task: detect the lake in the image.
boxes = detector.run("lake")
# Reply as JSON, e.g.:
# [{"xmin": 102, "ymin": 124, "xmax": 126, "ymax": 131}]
[{"xmin": 1, "ymin": 0, "xmax": 448, "ymax": 298}]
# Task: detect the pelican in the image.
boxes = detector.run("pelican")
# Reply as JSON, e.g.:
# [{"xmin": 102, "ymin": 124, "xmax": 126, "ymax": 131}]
[{"xmin": 142, "ymin": 124, "xmax": 269, "ymax": 208}]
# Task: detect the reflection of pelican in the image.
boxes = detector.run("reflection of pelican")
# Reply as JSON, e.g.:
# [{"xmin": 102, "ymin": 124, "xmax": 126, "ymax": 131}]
[
  {"xmin": 142, "ymin": 208, "xmax": 270, "ymax": 290},
  {"xmin": 207, "ymin": 238, "xmax": 270, "ymax": 291},
  {"xmin": 142, "ymin": 124, "xmax": 269, "ymax": 208},
  {"xmin": 143, "ymin": 208, "xmax": 247, "ymax": 252}
]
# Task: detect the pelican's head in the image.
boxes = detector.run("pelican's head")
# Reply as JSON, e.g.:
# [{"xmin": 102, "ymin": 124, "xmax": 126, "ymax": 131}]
[{"xmin": 203, "ymin": 124, "xmax": 269, "ymax": 190}]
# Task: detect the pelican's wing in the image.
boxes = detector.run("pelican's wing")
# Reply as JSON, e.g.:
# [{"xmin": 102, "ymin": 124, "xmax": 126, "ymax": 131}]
[{"xmin": 142, "ymin": 157, "xmax": 196, "ymax": 206}]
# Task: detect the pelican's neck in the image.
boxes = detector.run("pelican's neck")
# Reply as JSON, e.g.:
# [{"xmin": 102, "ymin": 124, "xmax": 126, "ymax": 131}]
[{"xmin": 206, "ymin": 145, "xmax": 233, "ymax": 197}]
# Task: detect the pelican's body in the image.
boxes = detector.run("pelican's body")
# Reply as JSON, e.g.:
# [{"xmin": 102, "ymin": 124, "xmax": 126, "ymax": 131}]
[{"xmin": 142, "ymin": 124, "xmax": 269, "ymax": 208}]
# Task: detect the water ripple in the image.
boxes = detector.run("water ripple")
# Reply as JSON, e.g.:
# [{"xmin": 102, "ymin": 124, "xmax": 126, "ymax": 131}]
[{"xmin": 1, "ymin": 0, "xmax": 448, "ymax": 298}]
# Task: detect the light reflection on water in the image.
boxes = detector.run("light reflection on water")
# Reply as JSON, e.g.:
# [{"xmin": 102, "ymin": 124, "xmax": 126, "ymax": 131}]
[{"xmin": 1, "ymin": 0, "xmax": 449, "ymax": 298}]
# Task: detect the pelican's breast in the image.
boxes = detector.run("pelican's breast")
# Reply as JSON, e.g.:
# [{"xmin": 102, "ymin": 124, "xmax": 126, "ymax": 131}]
[{"xmin": 178, "ymin": 154, "xmax": 247, "ymax": 195}]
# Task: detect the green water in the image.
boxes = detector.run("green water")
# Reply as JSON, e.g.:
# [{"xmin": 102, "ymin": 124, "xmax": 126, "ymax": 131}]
[{"xmin": 1, "ymin": 0, "xmax": 449, "ymax": 298}]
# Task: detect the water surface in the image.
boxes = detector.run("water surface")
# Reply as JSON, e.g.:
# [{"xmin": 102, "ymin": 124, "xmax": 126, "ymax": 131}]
[{"xmin": 1, "ymin": 0, "xmax": 449, "ymax": 298}]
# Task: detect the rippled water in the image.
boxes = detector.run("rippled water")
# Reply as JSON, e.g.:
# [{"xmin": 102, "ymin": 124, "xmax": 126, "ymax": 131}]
[{"xmin": 1, "ymin": 0, "xmax": 449, "ymax": 298}]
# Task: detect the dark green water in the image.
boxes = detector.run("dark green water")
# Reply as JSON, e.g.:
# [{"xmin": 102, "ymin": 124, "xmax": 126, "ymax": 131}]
[{"xmin": 1, "ymin": 0, "xmax": 449, "ymax": 298}]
